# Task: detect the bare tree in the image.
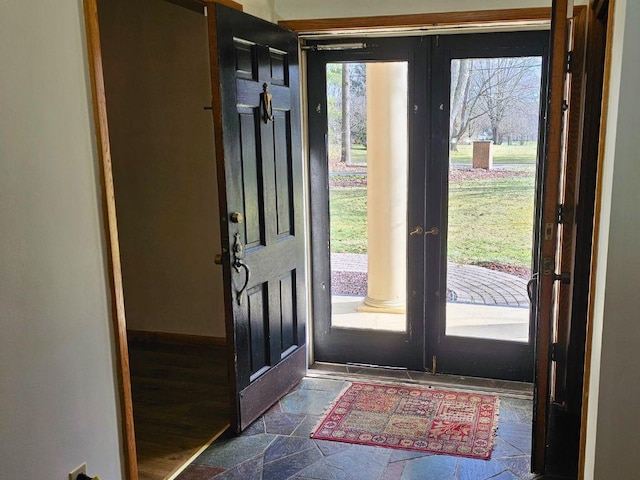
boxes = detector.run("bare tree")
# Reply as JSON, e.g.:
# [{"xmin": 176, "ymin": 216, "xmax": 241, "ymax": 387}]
[
  {"xmin": 341, "ymin": 64, "xmax": 351, "ymax": 163},
  {"xmin": 474, "ymin": 57, "xmax": 541, "ymax": 145},
  {"xmin": 449, "ymin": 57, "xmax": 542, "ymax": 148}
]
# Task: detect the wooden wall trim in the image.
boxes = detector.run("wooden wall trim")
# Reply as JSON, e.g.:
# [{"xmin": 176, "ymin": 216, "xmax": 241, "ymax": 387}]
[
  {"xmin": 579, "ymin": 0, "xmax": 616, "ymax": 477},
  {"xmin": 278, "ymin": 7, "xmax": 552, "ymax": 33},
  {"xmin": 127, "ymin": 330, "xmax": 226, "ymax": 347},
  {"xmin": 82, "ymin": 0, "xmax": 138, "ymax": 479}
]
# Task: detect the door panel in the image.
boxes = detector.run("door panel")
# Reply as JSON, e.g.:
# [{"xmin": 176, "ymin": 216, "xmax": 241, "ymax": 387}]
[
  {"xmin": 207, "ymin": 4, "xmax": 306, "ymax": 432},
  {"xmin": 307, "ymin": 39, "xmax": 426, "ymax": 370},
  {"xmin": 427, "ymin": 31, "xmax": 550, "ymax": 382},
  {"xmin": 533, "ymin": 0, "xmax": 573, "ymax": 472}
]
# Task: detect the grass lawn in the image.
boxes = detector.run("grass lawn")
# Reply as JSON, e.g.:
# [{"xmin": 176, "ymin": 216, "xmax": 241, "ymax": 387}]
[
  {"xmin": 448, "ymin": 175, "xmax": 534, "ymax": 268},
  {"xmin": 328, "ymin": 144, "xmax": 368, "ymax": 166},
  {"xmin": 330, "ymin": 173, "xmax": 535, "ymax": 269},
  {"xmin": 450, "ymin": 142, "xmax": 538, "ymax": 165}
]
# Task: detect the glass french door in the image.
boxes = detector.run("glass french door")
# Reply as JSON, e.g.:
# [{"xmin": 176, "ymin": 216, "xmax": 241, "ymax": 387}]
[
  {"xmin": 426, "ymin": 31, "xmax": 550, "ymax": 381},
  {"xmin": 307, "ymin": 31, "xmax": 549, "ymax": 382},
  {"xmin": 307, "ymin": 38, "xmax": 427, "ymax": 370}
]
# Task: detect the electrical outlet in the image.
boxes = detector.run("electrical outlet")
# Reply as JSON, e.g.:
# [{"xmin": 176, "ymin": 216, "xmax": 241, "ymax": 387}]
[{"xmin": 69, "ymin": 463, "xmax": 87, "ymax": 480}]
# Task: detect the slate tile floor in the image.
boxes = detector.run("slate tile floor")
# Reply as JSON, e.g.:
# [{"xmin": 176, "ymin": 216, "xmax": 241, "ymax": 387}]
[{"xmin": 174, "ymin": 375, "xmax": 565, "ymax": 480}]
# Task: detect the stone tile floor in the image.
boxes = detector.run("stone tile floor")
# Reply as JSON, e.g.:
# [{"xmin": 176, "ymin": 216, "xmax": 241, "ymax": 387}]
[{"xmin": 175, "ymin": 376, "xmax": 563, "ymax": 480}]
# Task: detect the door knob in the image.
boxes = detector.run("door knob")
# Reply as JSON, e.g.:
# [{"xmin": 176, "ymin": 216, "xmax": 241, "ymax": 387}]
[
  {"xmin": 230, "ymin": 212, "xmax": 244, "ymax": 224},
  {"xmin": 425, "ymin": 227, "xmax": 439, "ymax": 236},
  {"xmin": 214, "ymin": 254, "xmax": 223, "ymax": 265}
]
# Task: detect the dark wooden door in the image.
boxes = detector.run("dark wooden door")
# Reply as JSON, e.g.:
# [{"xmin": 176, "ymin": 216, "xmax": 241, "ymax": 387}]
[
  {"xmin": 307, "ymin": 38, "xmax": 426, "ymax": 370},
  {"xmin": 427, "ymin": 31, "xmax": 550, "ymax": 382},
  {"xmin": 207, "ymin": 4, "xmax": 306, "ymax": 432},
  {"xmin": 532, "ymin": 0, "xmax": 573, "ymax": 472}
]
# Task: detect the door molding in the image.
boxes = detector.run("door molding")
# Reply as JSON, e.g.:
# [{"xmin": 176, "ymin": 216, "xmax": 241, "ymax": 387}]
[
  {"xmin": 279, "ymin": 8, "xmax": 553, "ymax": 34},
  {"xmin": 83, "ymin": 1, "xmax": 137, "ymax": 478}
]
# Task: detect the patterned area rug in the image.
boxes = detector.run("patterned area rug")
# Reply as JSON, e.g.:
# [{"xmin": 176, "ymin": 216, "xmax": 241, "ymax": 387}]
[{"xmin": 310, "ymin": 382, "xmax": 500, "ymax": 460}]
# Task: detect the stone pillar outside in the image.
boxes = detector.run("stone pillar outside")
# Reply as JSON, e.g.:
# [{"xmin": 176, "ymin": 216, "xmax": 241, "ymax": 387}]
[
  {"xmin": 472, "ymin": 141, "xmax": 493, "ymax": 169},
  {"xmin": 358, "ymin": 62, "xmax": 408, "ymax": 314}
]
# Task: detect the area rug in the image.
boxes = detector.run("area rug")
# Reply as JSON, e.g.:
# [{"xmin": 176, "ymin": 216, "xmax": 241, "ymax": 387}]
[{"xmin": 310, "ymin": 382, "xmax": 500, "ymax": 460}]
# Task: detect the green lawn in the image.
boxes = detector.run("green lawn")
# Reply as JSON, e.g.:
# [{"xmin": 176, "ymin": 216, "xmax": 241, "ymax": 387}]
[
  {"xmin": 450, "ymin": 143, "xmax": 538, "ymax": 165},
  {"xmin": 447, "ymin": 176, "xmax": 535, "ymax": 268},
  {"xmin": 329, "ymin": 142, "xmax": 537, "ymax": 166},
  {"xmin": 330, "ymin": 174, "xmax": 535, "ymax": 268},
  {"xmin": 328, "ymin": 144, "xmax": 368, "ymax": 165}
]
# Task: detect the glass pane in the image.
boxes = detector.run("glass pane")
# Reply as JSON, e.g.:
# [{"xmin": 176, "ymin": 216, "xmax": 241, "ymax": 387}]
[
  {"xmin": 446, "ymin": 56, "xmax": 543, "ymax": 343},
  {"xmin": 328, "ymin": 62, "xmax": 409, "ymax": 332}
]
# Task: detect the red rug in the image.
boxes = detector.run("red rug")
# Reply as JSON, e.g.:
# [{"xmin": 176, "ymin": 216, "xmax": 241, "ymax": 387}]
[{"xmin": 310, "ymin": 382, "xmax": 500, "ymax": 460}]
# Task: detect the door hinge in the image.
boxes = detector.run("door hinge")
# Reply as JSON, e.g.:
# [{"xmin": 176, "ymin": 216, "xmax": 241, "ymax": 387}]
[
  {"xmin": 551, "ymin": 342, "xmax": 566, "ymax": 363},
  {"xmin": 553, "ymin": 272, "xmax": 571, "ymax": 284},
  {"xmin": 556, "ymin": 204, "xmax": 564, "ymax": 224},
  {"xmin": 557, "ymin": 203, "xmax": 574, "ymax": 224},
  {"xmin": 567, "ymin": 50, "xmax": 574, "ymax": 73}
]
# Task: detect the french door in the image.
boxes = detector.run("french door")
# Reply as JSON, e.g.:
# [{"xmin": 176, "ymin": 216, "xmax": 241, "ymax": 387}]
[
  {"xmin": 308, "ymin": 38, "xmax": 427, "ymax": 370},
  {"xmin": 309, "ymin": 31, "xmax": 549, "ymax": 382},
  {"xmin": 427, "ymin": 31, "xmax": 550, "ymax": 381}
]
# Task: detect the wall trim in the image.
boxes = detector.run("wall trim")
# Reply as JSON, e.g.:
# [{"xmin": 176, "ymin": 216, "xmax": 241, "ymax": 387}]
[
  {"xmin": 278, "ymin": 7, "xmax": 552, "ymax": 33},
  {"xmin": 83, "ymin": 0, "xmax": 138, "ymax": 478},
  {"xmin": 128, "ymin": 330, "xmax": 226, "ymax": 347}
]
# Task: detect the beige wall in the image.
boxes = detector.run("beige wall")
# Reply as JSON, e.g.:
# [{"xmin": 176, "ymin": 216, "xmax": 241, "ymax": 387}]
[
  {"xmin": 584, "ymin": 0, "xmax": 640, "ymax": 478},
  {"xmin": 0, "ymin": 1, "xmax": 123, "ymax": 478},
  {"xmin": 274, "ymin": 0, "xmax": 554, "ymax": 20},
  {"xmin": 99, "ymin": 0, "xmax": 225, "ymax": 337}
]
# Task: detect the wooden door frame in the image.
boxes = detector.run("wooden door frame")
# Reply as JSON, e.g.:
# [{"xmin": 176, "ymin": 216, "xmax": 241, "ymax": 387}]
[
  {"xmin": 82, "ymin": 1, "xmax": 242, "ymax": 479},
  {"xmin": 282, "ymin": 4, "xmax": 588, "ymax": 475}
]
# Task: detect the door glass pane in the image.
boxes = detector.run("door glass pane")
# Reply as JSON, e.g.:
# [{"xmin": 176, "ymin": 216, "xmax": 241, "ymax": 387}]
[
  {"xmin": 446, "ymin": 56, "xmax": 543, "ymax": 343},
  {"xmin": 327, "ymin": 62, "xmax": 409, "ymax": 332}
]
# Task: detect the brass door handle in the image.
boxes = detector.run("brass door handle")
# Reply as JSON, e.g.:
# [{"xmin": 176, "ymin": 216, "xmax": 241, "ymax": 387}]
[
  {"xmin": 214, "ymin": 254, "xmax": 223, "ymax": 265},
  {"xmin": 425, "ymin": 227, "xmax": 440, "ymax": 236},
  {"xmin": 410, "ymin": 226, "xmax": 424, "ymax": 235}
]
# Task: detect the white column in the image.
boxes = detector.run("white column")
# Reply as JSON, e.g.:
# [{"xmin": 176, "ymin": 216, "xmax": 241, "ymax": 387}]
[{"xmin": 358, "ymin": 62, "xmax": 408, "ymax": 314}]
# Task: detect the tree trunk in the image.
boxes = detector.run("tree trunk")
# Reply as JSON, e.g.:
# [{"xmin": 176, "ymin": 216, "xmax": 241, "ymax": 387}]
[{"xmin": 341, "ymin": 64, "xmax": 351, "ymax": 163}]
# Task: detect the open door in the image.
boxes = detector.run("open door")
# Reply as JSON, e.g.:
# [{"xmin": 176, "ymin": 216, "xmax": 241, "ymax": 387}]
[
  {"xmin": 532, "ymin": 0, "xmax": 573, "ymax": 472},
  {"xmin": 207, "ymin": 3, "xmax": 306, "ymax": 432}
]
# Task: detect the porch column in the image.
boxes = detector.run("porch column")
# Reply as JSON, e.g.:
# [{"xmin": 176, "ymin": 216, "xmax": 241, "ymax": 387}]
[{"xmin": 358, "ymin": 62, "xmax": 408, "ymax": 314}]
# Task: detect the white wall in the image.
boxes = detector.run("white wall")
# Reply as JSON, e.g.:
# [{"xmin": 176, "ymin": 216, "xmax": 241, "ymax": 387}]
[
  {"xmin": 274, "ymin": 0, "xmax": 554, "ymax": 20},
  {"xmin": 584, "ymin": 0, "xmax": 640, "ymax": 478},
  {"xmin": 241, "ymin": 0, "xmax": 275, "ymax": 21},
  {"xmin": 0, "ymin": 1, "xmax": 123, "ymax": 479},
  {"xmin": 100, "ymin": 0, "xmax": 226, "ymax": 338}
]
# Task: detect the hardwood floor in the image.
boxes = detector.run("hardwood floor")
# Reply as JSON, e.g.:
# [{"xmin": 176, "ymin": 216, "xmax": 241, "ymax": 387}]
[{"xmin": 128, "ymin": 337, "xmax": 230, "ymax": 480}]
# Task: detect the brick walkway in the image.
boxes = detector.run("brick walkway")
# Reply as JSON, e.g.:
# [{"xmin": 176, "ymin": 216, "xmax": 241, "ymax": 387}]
[{"xmin": 331, "ymin": 253, "xmax": 529, "ymax": 308}]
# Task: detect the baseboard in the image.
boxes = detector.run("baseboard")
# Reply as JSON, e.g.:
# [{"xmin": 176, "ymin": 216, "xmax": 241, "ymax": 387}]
[{"xmin": 127, "ymin": 329, "xmax": 226, "ymax": 347}]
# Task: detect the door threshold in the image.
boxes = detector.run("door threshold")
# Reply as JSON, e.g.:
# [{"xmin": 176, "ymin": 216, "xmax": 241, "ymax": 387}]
[{"xmin": 308, "ymin": 362, "xmax": 533, "ymax": 399}]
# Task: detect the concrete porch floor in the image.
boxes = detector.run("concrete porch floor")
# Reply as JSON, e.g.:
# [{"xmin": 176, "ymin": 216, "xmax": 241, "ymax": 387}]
[{"xmin": 331, "ymin": 295, "xmax": 529, "ymax": 342}]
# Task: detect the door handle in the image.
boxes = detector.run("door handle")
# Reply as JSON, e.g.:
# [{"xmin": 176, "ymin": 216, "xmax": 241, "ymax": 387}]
[
  {"xmin": 262, "ymin": 83, "xmax": 274, "ymax": 123},
  {"xmin": 214, "ymin": 254, "xmax": 223, "ymax": 265},
  {"xmin": 424, "ymin": 226, "xmax": 439, "ymax": 236},
  {"xmin": 232, "ymin": 232, "xmax": 250, "ymax": 305},
  {"xmin": 527, "ymin": 274, "xmax": 538, "ymax": 303},
  {"xmin": 410, "ymin": 226, "xmax": 424, "ymax": 235},
  {"xmin": 234, "ymin": 258, "xmax": 251, "ymax": 306}
]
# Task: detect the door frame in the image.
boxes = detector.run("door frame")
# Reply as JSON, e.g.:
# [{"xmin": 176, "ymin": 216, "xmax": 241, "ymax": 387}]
[
  {"xmin": 284, "ymin": 4, "xmax": 589, "ymax": 475},
  {"xmin": 83, "ymin": 1, "xmax": 244, "ymax": 479},
  {"xmin": 84, "ymin": 2, "xmax": 594, "ymax": 478}
]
